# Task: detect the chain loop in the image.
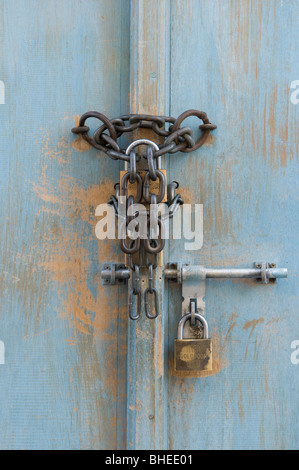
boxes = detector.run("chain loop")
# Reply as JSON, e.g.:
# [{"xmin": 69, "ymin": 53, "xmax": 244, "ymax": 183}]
[
  {"xmin": 144, "ymin": 262, "xmax": 159, "ymax": 320},
  {"xmin": 143, "ymin": 170, "xmax": 165, "ymax": 204},
  {"xmin": 80, "ymin": 112, "xmax": 217, "ymax": 320},
  {"xmin": 120, "ymin": 171, "xmax": 143, "ymax": 203},
  {"xmin": 72, "ymin": 110, "xmax": 216, "ymax": 158}
]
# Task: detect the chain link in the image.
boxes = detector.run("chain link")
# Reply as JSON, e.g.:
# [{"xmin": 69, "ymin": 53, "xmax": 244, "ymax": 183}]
[
  {"xmin": 72, "ymin": 110, "xmax": 217, "ymax": 160},
  {"xmin": 76, "ymin": 111, "xmax": 217, "ymax": 320}
]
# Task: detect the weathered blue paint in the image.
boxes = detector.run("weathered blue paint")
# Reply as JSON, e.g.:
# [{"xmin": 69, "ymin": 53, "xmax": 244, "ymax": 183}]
[
  {"xmin": 0, "ymin": 0, "xmax": 298, "ymax": 451},
  {"xmin": 127, "ymin": 0, "xmax": 170, "ymax": 451},
  {"xmin": 0, "ymin": 0, "xmax": 130, "ymax": 450},
  {"xmin": 167, "ymin": 0, "xmax": 299, "ymax": 450}
]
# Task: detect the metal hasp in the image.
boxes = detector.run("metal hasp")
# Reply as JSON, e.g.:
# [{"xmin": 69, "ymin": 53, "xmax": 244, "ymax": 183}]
[
  {"xmin": 101, "ymin": 263, "xmax": 129, "ymax": 286},
  {"xmin": 164, "ymin": 263, "xmax": 288, "ymax": 317},
  {"xmin": 175, "ymin": 312, "xmax": 212, "ymax": 372}
]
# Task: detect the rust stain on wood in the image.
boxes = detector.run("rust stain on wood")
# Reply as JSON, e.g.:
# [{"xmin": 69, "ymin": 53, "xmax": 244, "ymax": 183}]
[
  {"xmin": 27, "ymin": 124, "xmax": 129, "ymax": 448},
  {"xmin": 170, "ymin": 329, "xmax": 229, "ymax": 379},
  {"xmin": 243, "ymin": 317, "xmax": 265, "ymax": 361},
  {"xmin": 72, "ymin": 115, "xmax": 92, "ymax": 152},
  {"xmin": 30, "ymin": 128, "xmax": 122, "ymax": 340}
]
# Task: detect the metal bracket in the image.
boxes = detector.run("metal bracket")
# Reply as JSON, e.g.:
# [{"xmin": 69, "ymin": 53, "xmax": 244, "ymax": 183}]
[
  {"xmin": 101, "ymin": 263, "xmax": 129, "ymax": 286},
  {"xmin": 164, "ymin": 262, "xmax": 288, "ymax": 319},
  {"xmin": 181, "ymin": 265, "xmax": 206, "ymax": 318}
]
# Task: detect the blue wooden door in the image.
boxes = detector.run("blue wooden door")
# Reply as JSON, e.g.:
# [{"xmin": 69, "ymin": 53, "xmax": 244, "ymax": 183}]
[
  {"xmin": 0, "ymin": 0, "xmax": 298, "ymax": 450},
  {"xmin": 166, "ymin": 0, "xmax": 298, "ymax": 450},
  {"xmin": 0, "ymin": 0, "xmax": 130, "ymax": 450}
]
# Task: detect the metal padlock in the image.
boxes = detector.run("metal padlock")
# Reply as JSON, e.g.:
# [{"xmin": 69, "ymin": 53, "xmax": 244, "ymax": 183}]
[{"xmin": 174, "ymin": 313, "xmax": 212, "ymax": 372}]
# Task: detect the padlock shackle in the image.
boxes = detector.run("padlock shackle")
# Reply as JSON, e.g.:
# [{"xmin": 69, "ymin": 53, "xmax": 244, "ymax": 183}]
[{"xmin": 177, "ymin": 313, "xmax": 209, "ymax": 340}]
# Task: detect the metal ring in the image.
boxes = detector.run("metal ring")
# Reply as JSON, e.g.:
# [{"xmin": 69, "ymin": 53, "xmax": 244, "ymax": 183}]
[
  {"xmin": 132, "ymin": 265, "xmax": 140, "ymax": 295},
  {"xmin": 119, "ymin": 220, "xmax": 140, "ymax": 255},
  {"xmin": 129, "ymin": 290, "xmax": 141, "ymax": 320},
  {"xmin": 77, "ymin": 111, "xmax": 118, "ymax": 150},
  {"xmin": 125, "ymin": 139, "xmax": 159, "ymax": 156},
  {"xmin": 171, "ymin": 109, "xmax": 216, "ymax": 152},
  {"xmin": 129, "ymin": 150, "xmax": 137, "ymax": 184},
  {"xmin": 120, "ymin": 172, "xmax": 143, "ymax": 203},
  {"xmin": 149, "ymin": 194, "xmax": 159, "ymax": 239},
  {"xmin": 143, "ymin": 170, "xmax": 165, "ymax": 204},
  {"xmin": 164, "ymin": 126, "xmax": 193, "ymax": 147},
  {"xmin": 99, "ymin": 133, "xmax": 121, "ymax": 156},
  {"xmin": 143, "ymin": 219, "xmax": 165, "ymax": 254},
  {"xmin": 167, "ymin": 181, "xmax": 179, "ymax": 202},
  {"xmin": 146, "ymin": 146, "xmax": 157, "ymax": 181},
  {"xmin": 71, "ymin": 125, "xmax": 90, "ymax": 134},
  {"xmin": 107, "ymin": 150, "xmax": 130, "ymax": 162},
  {"xmin": 130, "ymin": 114, "xmax": 165, "ymax": 129},
  {"xmin": 177, "ymin": 313, "xmax": 209, "ymax": 340},
  {"xmin": 144, "ymin": 241, "xmax": 158, "ymax": 269},
  {"xmin": 154, "ymin": 141, "xmax": 176, "ymax": 158},
  {"xmin": 94, "ymin": 118, "xmax": 125, "ymax": 143},
  {"xmin": 147, "ymin": 263, "xmax": 154, "ymax": 292},
  {"xmin": 144, "ymin": 288, "xmax": 159, "ymax": 319}
]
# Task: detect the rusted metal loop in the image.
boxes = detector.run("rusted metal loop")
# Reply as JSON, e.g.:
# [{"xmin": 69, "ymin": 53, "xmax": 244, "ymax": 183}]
[
  {"xmin": 129, "ymin": 290, "xmax": 141, "ymax": 320},
  {"xmin": 129, "ymin": 151, "xmax": 137, "ymax": 184},
  {"xmin": 151, "ymin": 116, "xmax": 176, "ymax": 136},
  {"xmin": 99, "ymin": 133, "xmax": 121, "ymax": 153},
  {"xmin": 94, "ymin": 118, "xmax": 125, "ymax": 143},
  {"xmin": 153, "ymin": 141, "xmax": 176, "ymax": 158},
  {"xmin": 168, "ymin": 141, "xmax": 190, "ymax": 154},
  {"xmin": 199, "ymin": 123, "xmax": 217, "ymax": 131},
  {"xmin": 151, "ymin": 121, "xmax": 169, "ymax": 137},
  {"xmin": 132, "ymin": 265, "xmax": 141, "ymax": 294},
  {"xmin": 165, "ymin": 132, "xmax": 195, "ymax": 154},
  {"xmin": 115, "ymin": 121, "xmax": 141, "ymax": 133},
  {"xmin": 120, "ymin": 171, "xmax": 143, "ymax": 203},
  {"xmin": 119, "ymin": 219, "xmax": 140, "ymax": 255},
  {"xmin": 172, "ymin": 109, "xmax": 216, "ymax": 152},
  {"xmin": 143, "ymin": 170, "xmax": 165, "ymax": 203},
  {"xmin": 71, "ymin": 125, "xmax": 90, "ymax": 134},
  {"xmin": 128, "ymin": 247, "xmax": 143, "ymax": 271},
  {"xmin": 130, "ymin": 114, "xmax": 165, "ymax": 129},
  {"xmin": 164, "ymin": 126, "xmax": 193, "ymax": 148},
  {"xmin": 120, "ymin": 235, "xmax": 140, "ymax": 255},
  {"xmin": 177, "ymin": 132, "xmax": 195, "ymax": 149},
  {"xmin": 146, "ymin": 146, "xmax": 157, "ymax": 181},
  {"xmin": 144, "ymin": 288, "xmax": 159, "ymax": 319},
  {"xmin": 76, "ymin": 111, "xmax": 117, "ymax": 150},
  {"xmin": 108, "ymin": 195, "xmax": 119, "ymax": 218},
  {"xmin": 147, "ymin": 263, "xmax": 154, "ymax": 292},
  {"xmin": 126, "ymin": 195, "xmax": 135, "ymax": 223},
  {"xmin": 150, "ymin": 193, "xmax": 158, "ymax": 239},
  {"xmin": 144, "ymin": 241, "xmax": 158, "ymax": 269},
  {"xmin": 167, "ymin": 181, "xmax": 179, "ymax": 202},
  {"xmin": 127, "ymin": 196, "xmax": 140, "ymax": 239},
  {"xmin": 143, "ymin": 219, "xmax": 165, "ymax": 254},
  {"xmin": 125, "ymin": 139, "xmax": 159, "ymax": 157},
  {"xmin": 107, "ymin": 150, "xmax": 130, "ymax": 161},
  {"xmin": 114, "ymin": 183, "xmax": 120, "ymax": 198},
  {"xmin": 168, "ymin": 193, "xmax": 184, "ymax": 217}
]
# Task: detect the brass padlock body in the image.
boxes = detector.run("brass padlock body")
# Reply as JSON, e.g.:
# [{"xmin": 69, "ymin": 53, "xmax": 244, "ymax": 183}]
[
  {"xmin": 174, "ymin": 338, "xmax": 212, "ymax": 372},
  {"xmin": 174, "ymin": 312, "xmax": 212, "ymax": 372}
]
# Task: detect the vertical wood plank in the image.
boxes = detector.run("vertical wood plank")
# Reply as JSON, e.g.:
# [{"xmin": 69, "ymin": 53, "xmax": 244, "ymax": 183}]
[
  {"xmin": 0, "ymin": 0, "xmax": 130, "ymax": 449},
  {"xmin": 167, "ymin": 0, "xmax": 299, "ymax": 450},
  {"xmin": 127, "ymin": 0, "xmax": 171, "ymax": 450}
]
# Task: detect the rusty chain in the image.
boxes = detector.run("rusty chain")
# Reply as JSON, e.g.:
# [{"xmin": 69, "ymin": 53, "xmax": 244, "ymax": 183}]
[
  {"xmin": 72, "ymin": 110, "xmax": 216, "ymax": 320},
  {"xmin": 72, "ymin": 109, "xmax": 217, "ymax": 160}
]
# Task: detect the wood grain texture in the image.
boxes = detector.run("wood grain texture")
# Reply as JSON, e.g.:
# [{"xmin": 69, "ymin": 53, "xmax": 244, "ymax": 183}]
[
  {"xmin": 127, "ymin": 0, "xmax": 171, "ymax": 451},
  {"xmin": 167, "ymin": 0, "xmax": 299, "ymax": 450},
  {"xmin": 0, "ymin": 0, "xmax": 298, "ymax": 451},
  {"xmin": 0, "ymin": 0, "xmax": 130, "ymax": 450}
]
